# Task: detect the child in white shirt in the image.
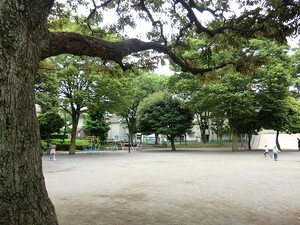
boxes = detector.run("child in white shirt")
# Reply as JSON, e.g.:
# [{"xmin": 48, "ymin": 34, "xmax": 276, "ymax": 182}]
[{"xmin": 264, "ymin": 145, "xmax": 272, "ymax": 158}]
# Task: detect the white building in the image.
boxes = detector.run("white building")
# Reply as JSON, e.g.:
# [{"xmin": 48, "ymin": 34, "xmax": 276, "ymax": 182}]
[
  {"xmin": 77, "ymin": 114, "xmax": 300, "ymax": 149},
  {"xmin": 105, "ymin": 114, "xmax": 128, "ymax": 141},
  {"xmin": 251, "ymin": 130, "xmax": 300, "ymax": 150}
]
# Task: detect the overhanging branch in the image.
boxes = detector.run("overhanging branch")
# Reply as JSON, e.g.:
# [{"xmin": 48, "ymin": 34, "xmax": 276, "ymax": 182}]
[{"xmin": 41, "ymin": 31, "xmax": 231, "ymax": 75}]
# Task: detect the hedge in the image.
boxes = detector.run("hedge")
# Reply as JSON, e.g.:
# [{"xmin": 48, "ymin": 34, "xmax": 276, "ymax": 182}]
[{"xmin": 41, "ymin": 139, "xmax": 90, "ymax": 151}]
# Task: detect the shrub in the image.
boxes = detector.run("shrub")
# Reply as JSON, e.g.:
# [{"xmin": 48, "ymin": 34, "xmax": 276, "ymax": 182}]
[
  {"xmin": 41, "ymin": 139, "xmax": 90, "ymax": 151},
  {"xmin": 50, "ymin": 134, "xmax": 68, "ymax": 139}
]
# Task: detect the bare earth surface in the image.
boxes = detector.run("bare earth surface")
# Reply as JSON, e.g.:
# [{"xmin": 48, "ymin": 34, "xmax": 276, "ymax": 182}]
[{"xmin": 43, "ymin": 148, "xmax": 300, "ymax": 225}]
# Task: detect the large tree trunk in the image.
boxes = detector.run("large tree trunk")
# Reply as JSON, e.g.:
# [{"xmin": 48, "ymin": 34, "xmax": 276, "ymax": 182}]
[
  {"xmin": 0, "ymin": 0, "xmax": 58, "ymax": 224},
  {"xmin": 247, "ymin": 133, "xmax": 252, "ymax": 150},
  {"xmin": 69, "ymin": 110, "xmax": 80, "ymax": 155},
  {"xmin": 232, "ymin": 131, "xmax": 239, "ymax": 151},
  {"xmin": 169, "ymin": 136, "xmax": 176, "ymax": 151},
  {"xmin": 230, "ymin": 118, "xmax": 239, "ymax": 151},
  {"xmin": 275, "ymin": 130, "xmax": 282, "ymax": 151},
  {"xmin": 155, "ymin": 133, "xmax": 159, "ymax": 144}
]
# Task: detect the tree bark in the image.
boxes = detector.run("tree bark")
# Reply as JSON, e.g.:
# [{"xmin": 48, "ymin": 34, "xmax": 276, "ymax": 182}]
[
  {"xmin": 248, "ymin": 133, "xmax": 252, "ymax": 150},
  {"xmin": 169, "ymin": 136, "xmax": 176, "ymax": 151},
  {"xmin": 230, "ymin": 118, "xmax": 239, "ymax": 152},
  {"xmin": 276, "ymin": 130, "xmax": 282, "ymax": 151},
  {"xmin": 0, "ymin": 0, "xmax": 58, "ymax": 224},
  {"xmin": 155, "ymin": 133, "xmax": 159, "ymax": 144},
  {"xmin": 41, "ymin": 32, "xmax": 228, "ymax": 75},
  {"xmin": 69, "ymin": 111, "xmax": 80, "ymax": 155},
  {"xmin": 125, "ymin": 117, "xmax": 136, "ymax": 148},
  {"xmin": 232, "ymin": 131, "xmax": 239, "ymax": 151}
]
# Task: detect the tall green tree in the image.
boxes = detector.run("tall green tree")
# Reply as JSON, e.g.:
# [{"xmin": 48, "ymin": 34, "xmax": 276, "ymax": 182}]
[
  {"xmin": 117, "ymin": 73, "xmax": 168, "ymax": 145},
  {"xmin": 138, "ymin": 92, "xmax": 194, "ymax": 151},
  {"xmin": 1, "ymin": 0, "xmax": 299, "ymax": 223},
  {"xmin": 41, "ymin": 55, "xmax": 128, "ymax": 155},
  {"xmin": 254, "ymin": 40, "xmax": 296, "ymax": 150},
  {"xmin": 55, "ymin": 55, "xmax": 95, "ymax": 155},
  {"xmin": 168, "ymin": 73, "xmax": 212, "ymax": 143},
  {"xmin": 210, "ymin": 74, "xmax": 255, "ymax": 151}
]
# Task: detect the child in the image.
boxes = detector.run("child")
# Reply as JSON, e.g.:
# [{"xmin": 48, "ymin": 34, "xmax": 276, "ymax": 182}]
[
  {"xmin": 264, "ymin": 145, "xmax": 272, "ymax": 158},
  {"xmin": 50, "ymin": 144, "xmax": 56, "ymax": 161}
]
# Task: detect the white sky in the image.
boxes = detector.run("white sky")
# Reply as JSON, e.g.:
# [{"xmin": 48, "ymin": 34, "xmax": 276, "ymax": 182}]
[
  {"xmin": 74, "ymin": 1, "xmax": 299, "ymax": 75},
  {"xmin": 76, "ymin": 1, "xmax": 300, "ymax": 47}
]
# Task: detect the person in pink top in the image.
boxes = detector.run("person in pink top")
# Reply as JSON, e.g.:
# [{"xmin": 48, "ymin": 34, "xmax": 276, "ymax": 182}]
[{"xmin": 50, "ymin": 144, "xmax": 56, "ymax": 161}]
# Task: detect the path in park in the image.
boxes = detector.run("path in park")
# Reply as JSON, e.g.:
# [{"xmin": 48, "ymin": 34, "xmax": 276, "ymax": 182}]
[{"xmin": 43, "ymin": 149, "xmax": 300, "ymax": 225}]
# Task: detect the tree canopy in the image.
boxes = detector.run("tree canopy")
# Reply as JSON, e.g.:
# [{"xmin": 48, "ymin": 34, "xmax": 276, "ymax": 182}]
[
  {"xmin": 137, "ymin": 92, "xmax": 194, "ymax": 150},
  {"xmin": 44, "ymin": 0, "xmax": 300, "ymax": 75},
  {"xmin": 116, "ymin": 73, "xmax": 168, "ymax": 144}
]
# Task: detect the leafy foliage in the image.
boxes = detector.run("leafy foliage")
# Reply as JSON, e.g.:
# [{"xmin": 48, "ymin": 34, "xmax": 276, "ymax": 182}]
[
  {"xmin": 38, "ymin": 111, "xmax": 64, "ymax": 146},
  {"xmin": 36, "ymin": 60, "xmax": 60, "ymax": 111},
  {"xmin": 116, "ymin": 73, "xmax": 168, "ymax": 143},
  {"xmin": 47, "ymin": 0, "xmax": 300, "ymax": 75},
  {"xmin": 138, "ymin": 92, "xmax": 194, "ymax": 150},
  {"xmin": 254, "ymin": 40, "xmax": 295, "ymax": 135},
  {"xmin": 83, "ymin": 112, "xmax": 110, "ymax": 141},
  {"xmin": 37, "ymin": 55, "xmax": 131, "ymax": 154}
]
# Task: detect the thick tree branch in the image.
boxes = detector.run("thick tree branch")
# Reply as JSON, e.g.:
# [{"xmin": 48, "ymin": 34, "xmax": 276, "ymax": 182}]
[
  {"xmin": 42, "ymin": 32, "xmax": 156, "ymax": 60},
  {"xmin": 42, "ymin": 31, "xmax": 231, "ymax": 75}
]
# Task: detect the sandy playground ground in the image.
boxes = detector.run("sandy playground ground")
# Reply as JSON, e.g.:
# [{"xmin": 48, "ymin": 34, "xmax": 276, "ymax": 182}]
[{"xmin": 43, "ymin": 148, "xmax": 300, "ymax": 225}]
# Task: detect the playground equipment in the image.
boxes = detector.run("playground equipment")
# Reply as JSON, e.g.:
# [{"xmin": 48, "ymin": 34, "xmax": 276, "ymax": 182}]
[
  {"xmin": 105, "ymin": 140, "xmax": 120, "ymax": 151},
  {"xmin": 84, "ymin": 136, "xmax": 101, "ymax": 153}
]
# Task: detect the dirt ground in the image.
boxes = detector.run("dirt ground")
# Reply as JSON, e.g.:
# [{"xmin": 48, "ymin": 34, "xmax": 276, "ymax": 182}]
[{"xmin": 43, "ymin": 148, "xmax": 300, "ymax": 225}]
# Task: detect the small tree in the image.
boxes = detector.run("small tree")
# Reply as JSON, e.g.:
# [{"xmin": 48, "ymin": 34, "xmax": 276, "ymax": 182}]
[
  {"xmin": 38, "ymin": 111, "xmax": 64, "ymax": 148},
  {"xmin": 236, "ymin": 112, "xmax": 261, "ymax": 150},
  {"xmin": 168, "ymin": 73, "xmax": 211, "ymax": 143},
  {"xmin": 138, "ymin": 92, "xmax": 194, "ymax": 151},
  {"xmin": 83, "ymin": 112, "xmax": 110, "ymax": 142}
]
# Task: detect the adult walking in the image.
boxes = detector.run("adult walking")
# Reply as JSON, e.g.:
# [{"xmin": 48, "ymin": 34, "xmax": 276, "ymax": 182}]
[
  {"xmin": 297, "ymin": 138, "xmax": 300, "ymax": 151},
  {"xmin": 273, "ymin": 145, "xmax": 281, "ymax": 161}
]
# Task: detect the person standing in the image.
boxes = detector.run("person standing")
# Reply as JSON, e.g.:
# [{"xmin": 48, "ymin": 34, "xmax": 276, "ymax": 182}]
[
  {"xmin": 273, "ymin": 145, "xmax": 280, "ymax": 161},
  {"xmin": 297, "ymin": 138, "xmax": 300, "ymax": 151},
  {"xmin": 264, "ymin": 145, "xmax": 272, "ymax": 158},
  {"xmin": 50, "ymin": 144, "xmax": 57, "ymax": 161}
]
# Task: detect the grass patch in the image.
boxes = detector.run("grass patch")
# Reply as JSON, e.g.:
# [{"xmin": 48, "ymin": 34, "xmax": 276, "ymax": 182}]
[{"xmin": 150, "ymin": 141, "xmax": 234, "ymax": 148}]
